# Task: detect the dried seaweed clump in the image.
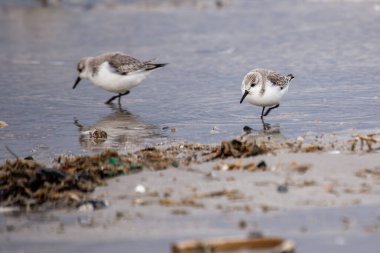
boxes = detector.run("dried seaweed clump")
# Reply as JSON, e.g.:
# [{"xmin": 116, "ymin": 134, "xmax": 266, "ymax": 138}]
[
  {"xmin": 56, "ymin": 150, "xmax": 135, "ymax": 179},
  {"xmin": 134, "ymin": 147, "xmax": 178, "ymax": 170},
  {"xmin": 210, "ymin": 139, "xmax": 270, "ymax": 159},
  {"xmin": 0, "ymin": 150, "xmax": 141, "ymax": 210}
]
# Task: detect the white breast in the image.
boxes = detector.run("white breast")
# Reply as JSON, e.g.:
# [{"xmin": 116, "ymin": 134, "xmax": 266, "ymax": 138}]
[
  {"xmin": 89, "ymin": 62, "xmax": 150, "ymax": 93},
  {"xmin": 243, "ymin": 81, "xmax": 288, "ymax": 107}
]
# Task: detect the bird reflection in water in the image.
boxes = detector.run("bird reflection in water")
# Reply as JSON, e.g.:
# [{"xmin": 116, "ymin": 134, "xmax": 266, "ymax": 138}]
[
  {"xmin": 242, "ymin": 120, "xmax": 285, "ymax": 143},
  {"xmin": 74, "ymin": 104, "xmax": 164, "ymax": 152}
]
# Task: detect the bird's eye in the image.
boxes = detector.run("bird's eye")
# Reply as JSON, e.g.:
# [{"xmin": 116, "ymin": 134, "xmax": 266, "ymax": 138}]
[
  {"xmin": 77, "ymin": 63, "xmax": 83, "ymax": 72},
  {"xmin": 250, "ymin": 83, "xmax": 255, "ymax": 87}
]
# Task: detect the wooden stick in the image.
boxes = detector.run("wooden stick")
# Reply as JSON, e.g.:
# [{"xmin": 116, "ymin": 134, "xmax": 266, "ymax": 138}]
[{"xmin": 172, "ymin": 236, "xmax": 294, "ymax": 253}]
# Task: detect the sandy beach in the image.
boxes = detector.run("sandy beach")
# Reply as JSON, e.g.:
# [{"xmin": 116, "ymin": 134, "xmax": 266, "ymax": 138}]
[{"xmin": 1, "ymin": 130, "xmax": 380, "ymax": 253}]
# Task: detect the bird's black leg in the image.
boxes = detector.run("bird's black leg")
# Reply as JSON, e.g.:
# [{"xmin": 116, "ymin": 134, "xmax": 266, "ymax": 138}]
[
  {"xmin": 105, "ymin": 91, "xmax": 130, "ymax": 105},
  {"xmin": 117, "ymin": 94, "xmax": 122, "ymax": 105},
  {"xmin": 263, "ymin": 104, "xmax": 280, "ymax": 117},
  {"xmin": 118, "ymin": 91, "xmax": 130, "ymax": 105},
  {"xmin": 260, "ymin": 107, "xmax": 265, "ymax": 119},
  {"xmin": 105, "ymin": 94, "xmax": 120, "ymax": 104}
]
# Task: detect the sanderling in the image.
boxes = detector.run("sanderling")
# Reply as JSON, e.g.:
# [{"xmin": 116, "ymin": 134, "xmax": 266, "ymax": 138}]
[
  {"xmin": 73, "ymin": 52, "xmax": 167, "ymax": 104},
  {"xmin": 240, "ymin": 68, "xmax": 294, "ymax": 119}
]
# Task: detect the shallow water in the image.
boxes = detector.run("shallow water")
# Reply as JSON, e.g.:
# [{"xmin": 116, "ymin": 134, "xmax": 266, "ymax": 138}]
[{"xmin": 0, "ymin": 0, "xmax": 380, "ymax": 162}]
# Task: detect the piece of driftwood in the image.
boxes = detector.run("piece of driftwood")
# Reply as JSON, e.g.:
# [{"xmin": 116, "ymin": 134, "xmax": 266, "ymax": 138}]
[{"xmin": 172, "ymin": 236, "xmax": 295, "ymax": 253}]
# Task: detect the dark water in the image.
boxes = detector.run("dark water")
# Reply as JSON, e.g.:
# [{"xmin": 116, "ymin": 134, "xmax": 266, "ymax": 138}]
[{"xmin": 1, "ymin": 0, "xmax": 380, "ymax": 162}]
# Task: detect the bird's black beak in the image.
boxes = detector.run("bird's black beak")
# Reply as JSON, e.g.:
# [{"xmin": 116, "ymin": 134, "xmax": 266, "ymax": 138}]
[
  {"xmin": 72, "ymin": 77, "xmax": 81, "ymax": 89},
  {"xmin": 240, "ymin": 90, "xmax": 249, "ymax": 104}
]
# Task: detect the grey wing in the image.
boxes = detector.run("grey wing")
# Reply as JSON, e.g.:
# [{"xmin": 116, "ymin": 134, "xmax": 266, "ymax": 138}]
[
  {"xmin": 267, "ymin": 72, "xmax": 288, "ymax": 89},
  {"xmin": 108, "ymin": 53, "xmax": 144, "ymax": 75}
]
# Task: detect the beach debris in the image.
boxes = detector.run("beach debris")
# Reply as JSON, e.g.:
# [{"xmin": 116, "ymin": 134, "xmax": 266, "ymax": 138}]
[
  {"xmin": 0, "ymin": 120, "xmax": 8, "ymax": 128},
  {"xmin": 159, "ymin": 198, "xmax": 204, "ymax": 208},
  {"xmin": 301, "ymin": 144, "xmax": 324, "ymax": 153},
  {"xmin": 89, "ymin": 128, "xmax": 108, "ymax": 139},
  {"xmin": 355, "ymin": 167, "xmax": 380, "ymax": 180},
  {"xmin": 157, "ymin": 189, "xmax": 243, "ymax": 209},
  {"xmin": 213, "ymin": 160, "xmax": 268, "ymax": 172},
  {"xmin": 135, "ymin": 184, "xmax": 147, "ymax": 194},
  {"xmin": 0, "ymin": 143, "xmax": 217, "ymax": 210},
  {"xmin": 351, "ymin": 132, "xmax": 380, "ymax": 151},
  {"xmin": 210, "ymin": 139, "xmax": 269, "ymax": 160},
  {"xmin": 133, "ymin": 197, "xmax": 149, "ymax": 206},
  {"xmin": 77, "ymin": 199, "xmax": 109, "ymax": 212},
  {"xmin": 171, "ymin": 235, "xmax": 295, "ymax": 253},
  {"xmin": 287, "ymin": 162, "xmax": 311, "ymax": 174},
  {"xmin": 191, "ymin": 189, "xmax": 243, "ymax": 200},
  {"xmin": 162, "ymin": 126, "xmax": 177, "ymax": 133},
  {"xmin": 0, "ymin": 150, "xmax": 136, "ymax": 210},
  {"xmin": 210, "ymin": 126, "xmax": 219, "ymax": 134},
  {"xmin": 134, "ymin": 147, "xmax": 177, "ymax": 170}
]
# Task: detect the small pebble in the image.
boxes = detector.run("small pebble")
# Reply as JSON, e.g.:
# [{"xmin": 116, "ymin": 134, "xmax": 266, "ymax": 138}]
[
  {"xmin": 135, "ymin": 184, "xmax": 147, "ymax": 194},
  {"xmin": 243, "ymin": 126, "xmax": 252, "ymax": 133},
  {"xmin": 210, "ymin": 126, "xmax": 219, "ymax": 134},
  {"xmin": 277, "ymin": 184, "xmax": 288, "ymax": 193},
  {"xmin": 221, "ymin": 164, "xmax": 229, "ymax": 171},
  {"xmin": 238, "ymin": 220, "xmax": 247, "ymax": 229},
  {"xmin": 257, "ymin": 160, "xmax": 267, "ymax": 170}
]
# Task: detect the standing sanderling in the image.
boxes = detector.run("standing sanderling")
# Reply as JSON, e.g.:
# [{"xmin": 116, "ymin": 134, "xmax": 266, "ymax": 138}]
[
  {"xmin": 240, "ymin": 68, "xmax": 294, "ymax": 119},
  {"xmin": 73, "ymin": 52, "xmax": 167, "ymax": 104}
]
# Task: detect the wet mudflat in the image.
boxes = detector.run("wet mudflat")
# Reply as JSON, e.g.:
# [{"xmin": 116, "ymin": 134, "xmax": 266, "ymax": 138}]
[{"xmin": 1, "ymin": 0, "xmax": 380, "ymax": 253}]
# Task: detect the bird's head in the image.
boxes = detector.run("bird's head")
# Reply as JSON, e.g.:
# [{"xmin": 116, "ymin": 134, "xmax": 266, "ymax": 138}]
[
  {"xmin": 286, "ymin": 73, "xmax": 295, "ymax": 81},
  {"xmin": 240, "ymin": 72, "xmax": 259, "ymax": 104},
  {"xmin": 73, "ymin": 58, "xmax": 90, "ymax": 89}
]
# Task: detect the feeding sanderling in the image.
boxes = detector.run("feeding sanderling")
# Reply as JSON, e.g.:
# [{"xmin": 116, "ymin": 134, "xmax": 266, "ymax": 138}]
[
  {"xmin": 73, "ymin": 52, "xmax": 167, "ymax": 104},
  {"xmin": 240, "ymin": 68, "xmax": 294, "ymax": 119}
]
